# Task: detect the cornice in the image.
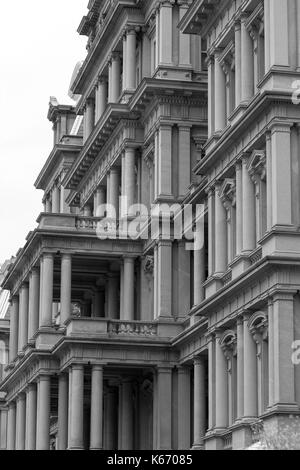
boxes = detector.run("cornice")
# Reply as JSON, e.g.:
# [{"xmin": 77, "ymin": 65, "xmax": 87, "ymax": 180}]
[
  {"xmin": 34, "ymin": 140, "xmax": 82, "ymax": 191},
  {"xmin": 194, "ymin": 89, "xmax": 300, "ymax": 176}
]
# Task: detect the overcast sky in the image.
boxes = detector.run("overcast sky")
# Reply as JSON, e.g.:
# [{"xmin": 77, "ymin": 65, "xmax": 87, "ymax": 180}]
[{"xmin": 0, "ymin": 0, "xmax": 88, "ymax": 262}]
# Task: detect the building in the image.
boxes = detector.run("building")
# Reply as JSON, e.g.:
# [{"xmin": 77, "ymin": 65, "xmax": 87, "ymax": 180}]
[
  {"xmin": 0, "ymin": 262, "xmax": 10, "ymax": 450},
  {"xmin": 0, "ymin": 0, "xmax": 300, "ymax": 451},
  {"xmin": 180, "ymin": 0, "xmax": 300, "ymax": 450}
]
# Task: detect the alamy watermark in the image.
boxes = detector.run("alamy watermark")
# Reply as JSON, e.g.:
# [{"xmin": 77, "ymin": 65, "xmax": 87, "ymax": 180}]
[{"xmin": 93, "ymin": 199, "xmax": 205, "ymax": 252}]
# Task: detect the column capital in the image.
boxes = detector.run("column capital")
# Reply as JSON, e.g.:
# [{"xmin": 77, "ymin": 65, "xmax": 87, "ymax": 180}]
[
  {"xmin": 16, "ymin": 393, "xmax": 26, "ymax": 402},
  {"xmin": 193, "ymin": 356, "xmax": 206, "ymax": 367},
  {"xmin": 122, "ymin": 255, "xmax": 136, "ymax": 262},
  {"xmin": 70, "ymin": 363, "xmax": 85, "ymax": 371},
  {"xmin": 156, "ymin": 364, "xmax": 174, "ymax": 374},
  {"xmin": 234, "ymin": 19, "xmax": 241, "ymax": 31},
  {"xmin": 61, "ymin": 252, "xmax": 72, "ymax": 260},
  {"xmin": 42, "ymin": 252, "xmax": 54, "ymax": 260},
  {"xmin": 269, "ymin": 121, "xmax": 293, "ymax": 134},
  {"xmin": 111, "ymin": 51, "xmax": 121, "ymax": 61},
  {"xmin": 125, "ymin": 25, "xmax": 139, "ymax": 35},
  {"xmin": 37, "ymin": 374, "xmax": 51, "ymax": 383},
  {"xmin": 91, "ymin": 363, "xmax": 105, "ymax": 371},
  {"xmin": 26, "ymin": 383, "xmax": 36, "ymax": 393}
]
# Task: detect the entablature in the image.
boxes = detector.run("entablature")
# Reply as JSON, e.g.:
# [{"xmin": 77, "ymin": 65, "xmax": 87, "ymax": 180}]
[
  {"xmin": 73, "ymin": 119, "xmax": 144, "ymax": 208},
  {"xmin": 1, "ymin": 215, "xmax": 144, "ymax": 296},
  {"xmin": 63, "ymin": 103, "xmax": 133, "ymax": 191},
  {"xmin": 73, "ymin": 1, "xmax": 144, "ymax": 98},
  {"xmin": 194, "ymin": 92, "xmax": 300, "ymax": 181},
  {"xmin": 35, "ymin": 139, "xmax": 82, "ymax": 194}
]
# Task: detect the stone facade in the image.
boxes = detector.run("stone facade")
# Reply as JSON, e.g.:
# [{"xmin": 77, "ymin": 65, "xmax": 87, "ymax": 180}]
[{"xmin": 0, "ymin": 0, "xmax": 300, "ymax": 451}]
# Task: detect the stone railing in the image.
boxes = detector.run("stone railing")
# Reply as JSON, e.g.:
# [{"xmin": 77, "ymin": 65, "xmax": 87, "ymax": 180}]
[
  {"xmin": 250, "ymin": 247, "xmax": 263, "ymax": 265},
  {"xmin": 108, "ymin": 320, "xmax": 158, "ymax": 337},
  {"xmin": 223, "ymin": 270, "xmax": 233, "ymax": 286},
  {"xmin": 76, "ymin": 216, "xmax": 104, "ymax": 230},
  {"xmin": 223, "ymin": 433, "xmax": 232, "ymax": 450}
]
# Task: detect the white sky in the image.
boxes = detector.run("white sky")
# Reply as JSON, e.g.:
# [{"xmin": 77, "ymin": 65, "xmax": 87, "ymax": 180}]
[{"xmin": 0, "ymin": 0, "xmax": 88, "ymax": 262}]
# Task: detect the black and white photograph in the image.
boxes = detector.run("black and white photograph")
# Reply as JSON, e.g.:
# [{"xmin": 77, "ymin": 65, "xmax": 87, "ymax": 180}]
[{"xmin": 1, "ymin": 0, "xmax": 300, "ymax": 454}]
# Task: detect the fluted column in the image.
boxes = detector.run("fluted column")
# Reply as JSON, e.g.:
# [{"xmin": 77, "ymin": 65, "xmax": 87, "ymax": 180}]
[
  {"xmin": 269, "ymin": 0, "xmax": 289, "ymax": 67},
  {"xmin": 9, "ymin": 296, "xmax": 19, "ymax": 362},
  {"xmin": 36, "ymin": 376, "xmax": 50, "ymax": 450},
  {"xmin": 104, "ymin": 390, "xmax": 117, "ymax": 450},
  {"xmin": 123, "ymin": 147, "xmax": 136, "ymax": 217},
  {"xmin": 207, "ymin": 57, "xmax": 214, "ymax": 137},
  {"xmin": 18, "ymin": 284, "xmax": 29, "ymax": 353},
  {"xmin": 126, "ymin": 28, "xmax": 137, "ymax": 90},
  {"xmin": 215, "ymin": 332, "xmax": 228, "ymax": 429},
  {"xmin": 241, "ymin": 14, "xmax": 254, "ymax": 102},
  {"xmin": 193, "ymin": 228, "xmax": 205, "ymax": 305},
  {"xmin": 109, "ymin": 168, "xmax": 120, "ymax": 220},
  {"xmin": 90, "ymin": 365, "xmax": 104, "ymax": 450},
  {"xmin": 6, "ymin": 402, "xmax": 16, "ymax": 450},
  {"xmin": 111, "ymin": 53, "xmax": 121, "ymax": 103},
  {"xmin": 28, "ymin": 268, "xmax": 40, "ymax": 341},
  {"xmin": 177, "ymin": 367, "xmax": 191, "ymax": 450},
  {"xmin": 15, "ymin": 394, "xmax": 26, "ymax": 450},
  {"xmin": 84, "ymin": 99, "xmax": 95, "ymax": 142},
  {"xmin": 0, "ymin": 408, "xmax": 7, "ymax": 450},
  {"xmin": 214, "ymin": 50, "xmax": 226, "ymax": 132},
  {"xmin": 95, "ymin": 78, "xmax": 108, "ymax": 122},
  {"xmin": 69, "ymin": 365, "xmax": 84, "ymax": 450},
  {"xmin": 25, "ymin": 384, "xmax": 37, "ymax": 450},
  {"xmin": 122, "ymin": 34, "xmax": 127, "ymax": 90},
  {"xmin": 45, "ymin": 197, "xmax": 52, "ymax": 213},
  {"xmin": 193, "ymin": 357, "xmax": 206, "ymax": 449},
  {"xmin": 272, "ymin": 293, "xmax": 295, "ymax": 406},
  {"xmin": 106, "ymin": 274, "xmax": 119, "ymax": 319},
  {"xmin": 94, "ymin": 186, "xmax": 106, "ymax": 217},
  {"xmin": 178, "ymin": 125, "xmax": 191, "ymax": 197},
  {"xmin": 41, "ymin": 253, "xmax": 54, "ymax": 327},
  {"xmin": 267, "ymin": 299, "xmax": 274, "ymax": 408},
  {"xmin": 266, "ymin": 131, "xmax": 272, "ymax": 231},
  {"xmin": 123, "ymin": 257, "xmax": 135, "ymax": 321},
  {"xmin": 60, "ymin": 254, "xmax": 72, "ymax": 325},
  {"xmin": 236, "ymin": 317, "xmax": 244, "ymax": 420},
  {"xmin": 159, "ymin": 1, "xmax": 173, "ymax": 65},
  {"xmin": 242, "ymin": 156, "xmax": 256, "ymax": 252},
  {"xmin": 270, "ymin": 123, "xmax": 292, "ymax": 226},
  {"xmin": 157, "ymin": 241, "xmax": 172, "ymax": 318},
  {"xmin": 214, "ymin": 185, "xmax": 227, "ymax": 273},
  {"xmin": 120, "ymin": 380, "xmax": 133, "ymax": 450},
  {"xmin": 58, "ymin": 374, "xmax": 68, "ymax": 450},
  {"xmin": 243, "ymin": 313, "xmax": 258, "ymax": 418},
  {"xmin": 156, "ymin": 367, "xmax": 172, "ymax": 450},
  {"xmin": 179, "ymin": 3, "xmax": 191, "ymax": 67},
  {"xmin": 234, "ymin": 21, "xmax": 242, "ymax": 107},
  {"xmin": 235, "ymin": 161, "xmax": 243, "ymax": 255},
  {"xmin": 207, "ymin": 189, "xmax": 215, "ymax": 276},
  {"xmin": 52, "ymin": 186, "xmax": 60, "ymax": 214}
]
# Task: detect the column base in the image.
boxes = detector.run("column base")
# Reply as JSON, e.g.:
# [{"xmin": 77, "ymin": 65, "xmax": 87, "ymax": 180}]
[
  {"xmin": 68, "ymin": 446, "xmax": 85, "ymax": 451},
  {"xmin": 229, "ymin": 254, "xmax": 251, "ymax": 279},
  {"xmin": 192, "ymin": 443, "xmax": 205, "ymax": 450}
]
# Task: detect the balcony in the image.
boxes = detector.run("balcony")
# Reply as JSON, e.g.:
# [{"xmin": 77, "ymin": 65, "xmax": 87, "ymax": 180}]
[{"xmin": 65, "ymin": 317, "xmax": 183, "ymax": 341}]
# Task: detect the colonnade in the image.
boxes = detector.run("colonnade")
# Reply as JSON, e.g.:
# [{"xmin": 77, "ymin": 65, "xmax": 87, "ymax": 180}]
[
  {"xmin": 208, "ymin": 11, "xmax": 265, "ymax": 136},
  {"xmin": 83, "ymin": 27, "xmax": 138, "ymax": 143},
  {"xmin": 5, "ymin": 362, "xmax": 207, "ymax": 451},
  {"xmin": 206, "ymin": 307, "xmax": 281, "ymax": 434},
  {"xmin": 8, "ymin": 253, "xmax": 137, "ymax": 365}
]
